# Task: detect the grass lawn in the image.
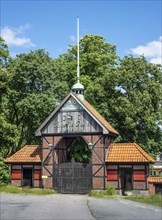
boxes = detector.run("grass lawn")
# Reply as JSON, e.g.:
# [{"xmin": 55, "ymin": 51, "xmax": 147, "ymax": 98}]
[
  {"xmin": 0, "ymin": 185, "xmax": 57, "ymax": 195},
  {"xmin": 124, "ymin": 194, "xmax": 162, "ymax": 207}
]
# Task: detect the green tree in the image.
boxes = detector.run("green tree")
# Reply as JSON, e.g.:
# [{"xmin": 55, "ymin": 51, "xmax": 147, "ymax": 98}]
[
  {"xmin": 0, "ymin": 154, "xmax": 10, "ymax": 186},
  {"xmin": 53, "ymin": 34, "xmax": 117, "ymax": 90},
  {"xmin": 1, "ymin": 49, "xmax": 69, "ymax": 155},
  {"xmin": 109, "ymin": 56, "xmax": 162, "ymax": 153},
  {"xmin": 0, "ymin": 36, "xmax": 9, "ymax": 68},
  {"xmin": 67, "ymin": 137, "xmax": 91, "ymax": 163},
  {"xmin": 52, "ymin": 35, "xmax": 162, "ymax": 154}
]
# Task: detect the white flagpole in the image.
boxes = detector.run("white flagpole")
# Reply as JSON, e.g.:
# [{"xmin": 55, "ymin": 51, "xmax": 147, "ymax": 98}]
[{"xmin": 77, "ymin": 17, "xmax": 80, "ymax": 83}]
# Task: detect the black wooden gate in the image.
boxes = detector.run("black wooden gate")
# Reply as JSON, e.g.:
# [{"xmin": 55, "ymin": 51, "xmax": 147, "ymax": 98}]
[{"xmin": 53, "ymin": 160, "xmax": 92, "ymax": 194}]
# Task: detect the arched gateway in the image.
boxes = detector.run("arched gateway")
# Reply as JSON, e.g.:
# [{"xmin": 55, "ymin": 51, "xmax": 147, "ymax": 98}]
[{"xmin": 35, "ymin": 86, "xmax": 119, "ymax": 193}]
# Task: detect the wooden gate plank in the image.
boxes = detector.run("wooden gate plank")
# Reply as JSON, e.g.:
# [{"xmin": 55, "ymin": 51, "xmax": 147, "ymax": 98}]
[{"xmin": 53, "ymin": 161, "xmax": 92, "ymax": 194}]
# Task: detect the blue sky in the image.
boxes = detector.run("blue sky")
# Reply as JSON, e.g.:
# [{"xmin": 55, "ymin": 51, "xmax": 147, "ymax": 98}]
[{"xmin": 1, "ymin": 0, "xmax": 162, "ymax": 64}]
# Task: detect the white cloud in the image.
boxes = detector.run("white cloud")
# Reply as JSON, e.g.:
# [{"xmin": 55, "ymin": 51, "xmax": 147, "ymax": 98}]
[
  {"xmin": 150, "ymin": 57, "xmax": 162, "ymax": 65},
  {"xmin": 130, "ymin": 36, "xmax": 162, "ymax": 65},
  {"xmin": 69, "ymin": 35, "xmax": 76, "ymax": 42},
  {"xmin": 1, "ymin": 24, "xmax": 36, "ymax": 47}
]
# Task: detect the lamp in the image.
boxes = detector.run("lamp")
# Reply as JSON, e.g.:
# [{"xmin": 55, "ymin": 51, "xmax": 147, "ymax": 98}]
[
  {"xmin": 88, "ymin": 142, "xmax": 93, "ymax": 151},
  {"xmin": 48, "ymin": 143, "xmax": 54, "ymax": 151}
]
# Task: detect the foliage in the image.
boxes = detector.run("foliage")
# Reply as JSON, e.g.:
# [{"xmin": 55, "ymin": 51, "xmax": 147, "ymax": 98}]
[
  {"xmin": 114, "ymin": 56, "xmax": 162, "ymax": 154},
  {"xmin": 124, "ymin": 194, "xmax": 162, "ymax": 207},
  {"xmin": 89, "ymin": 186, "xmax": 116, "ymax": 198},
  {"xmin": 0, "ymin": 48, "xmax": 69, "ymax": 156},
  {"xmin": 0, "ymin": 34, "xmax": 162, "ymax": 160},
  {"xmin": 0, "ymin": 155, "xmax": 10, "ymax": 186},
  {"xmin": 106, "ymin": 185, "xmax": 116, "ymax": 195},
  {"xmin": 67, "ymin": 137, "xmax": 91, "ymax": 163},
  {"xmin": 84, "ymin": 55, "xmax": 162, "ymax": 154},
  {"xmin": 0, "ymin": 185, "xmax": 57, "ymax": 195},
  {"xmin": 0, "ymin": 36, "xmax": 9, "ymax": 67}
]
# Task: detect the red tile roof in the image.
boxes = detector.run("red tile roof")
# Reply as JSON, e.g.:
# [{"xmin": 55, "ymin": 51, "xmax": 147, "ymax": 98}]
[
  {"xmin": 148, "ymin": 177, "xmax": 162, "ymax": 183},
  {"xmin": 5, "ymin": 145, "xmax": 41, "ymax": 163},
  {"xmin": 106, "ymin": 143, "xmax": 155, "ymax": 163},
  {"xmin": 79, "ymin": 98, "xmax": 119, "ymax": 135}
]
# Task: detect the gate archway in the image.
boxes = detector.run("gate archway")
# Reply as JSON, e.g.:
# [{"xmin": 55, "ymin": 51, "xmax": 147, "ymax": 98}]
[{"xmin": 53, "ymin": 137, "xmax": 92, "ymax": 194}]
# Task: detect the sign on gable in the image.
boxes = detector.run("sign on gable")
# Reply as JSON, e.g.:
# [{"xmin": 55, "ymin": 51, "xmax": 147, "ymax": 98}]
[{"xmin": 41, "ymin": 97, "xmax": 102, "ymax": 134}]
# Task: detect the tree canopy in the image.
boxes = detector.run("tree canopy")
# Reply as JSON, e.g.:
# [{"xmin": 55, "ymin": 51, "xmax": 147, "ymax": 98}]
[{"xmin": 0, "ymin": 35, "xmax": 162, "ymax": 160}]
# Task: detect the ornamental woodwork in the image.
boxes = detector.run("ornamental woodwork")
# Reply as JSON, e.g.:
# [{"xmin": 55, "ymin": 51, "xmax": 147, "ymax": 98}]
[{"xmin": 42, "ymin": 97, "xmax": 102, "ymax": 134}]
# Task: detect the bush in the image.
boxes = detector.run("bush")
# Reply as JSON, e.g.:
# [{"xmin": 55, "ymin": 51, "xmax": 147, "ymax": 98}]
[
  {"xmin": 0, "ymin": 155, "xmax": 10, "ymax": 186},
  {"xmin": 106, "ymin": 185, "xmax": 115, "ymax": 196},
  {"xmin": 89, "ymin": 185, "xmax": 116, "ymax": 198}
]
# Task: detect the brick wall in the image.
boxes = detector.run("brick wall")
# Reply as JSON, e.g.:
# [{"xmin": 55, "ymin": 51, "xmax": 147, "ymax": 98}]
[
  {"xmin": 12, "ymin": 179, "xmax": 21, "ymax": 187},
  {"xmin": 107, "ymin": 181, "xmax": 118, "ymax": 189},
  {"xmin": 34, "ymin": 180, "xmax": 42, "ymax": 188},
  {"xmin": 42, "ymin": 136, "xmax": 62, "ymax": 188},
  {"xmin": 84, "ymin": 135, "xmax": 110, "ymax": 189},
  {"xmin": 133, "ymin": 181, "xmax": 146, "ymax": 189},
  {"xmin": 148, "ymin": 183, "xmax": 155, "ymax": 194},
  {"xmin": 43, "ymin": 177, "xmax": 52, "ymax": 188}
]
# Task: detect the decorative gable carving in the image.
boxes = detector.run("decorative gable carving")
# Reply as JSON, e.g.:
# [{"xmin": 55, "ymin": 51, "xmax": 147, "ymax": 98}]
[{"xmin": 41, "ymin": 97, "xmax": 102, "ymax": 134}]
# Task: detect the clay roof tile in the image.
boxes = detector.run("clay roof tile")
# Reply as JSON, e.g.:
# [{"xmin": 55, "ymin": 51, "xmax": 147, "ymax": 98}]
[
  {"xmin": 5, "ymin": 145, "xmax": 41, "ymax": 163},
  {"xmin": 106, "ymin": 143, "xmax": 155, "ymax": 163}
]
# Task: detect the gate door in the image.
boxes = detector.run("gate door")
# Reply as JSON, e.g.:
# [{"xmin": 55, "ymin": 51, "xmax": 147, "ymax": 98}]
[{"xmin": 53, "ymin": 160, "xmax": 92, "ymax": 194}]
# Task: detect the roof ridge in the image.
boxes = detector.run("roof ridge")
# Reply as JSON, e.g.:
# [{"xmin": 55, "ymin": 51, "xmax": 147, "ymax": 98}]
[{"xmin": 134, "ymin": 143, "xmax": 154, "ymax": 162}]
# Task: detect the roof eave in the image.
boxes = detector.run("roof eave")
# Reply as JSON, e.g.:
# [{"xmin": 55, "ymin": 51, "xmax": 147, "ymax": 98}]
[
  {"xmin": 106, "ymin": 161, "xmax": 154, "ymax": 163},
  {"xmin": 5, "ymin": 161, "xmax": 41, "ymax": 164}
]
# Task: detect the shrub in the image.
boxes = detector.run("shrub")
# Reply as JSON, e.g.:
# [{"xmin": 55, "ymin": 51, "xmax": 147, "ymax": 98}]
[
  {"xmin": 0, "ymin": 155, "xmax": 10, "ymax": 186},
  {"xmin": 89, "ymin": 186, "xmax": 116, "ymax": 198},
  {"xmin": 106, "ymin": 185, "xmax": 115, "ymax": 196}
]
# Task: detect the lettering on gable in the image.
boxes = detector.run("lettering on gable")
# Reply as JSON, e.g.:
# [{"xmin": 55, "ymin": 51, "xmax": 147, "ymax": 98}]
[{"xmin": 42, "ymin": 97, "xmax": 102, "ymax": 134}]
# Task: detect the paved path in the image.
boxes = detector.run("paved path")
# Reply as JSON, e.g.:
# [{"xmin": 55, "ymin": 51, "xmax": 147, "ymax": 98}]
[
  {"xmin": 0, "ymin": 193, "xmax": 94, "ymax": 220},
  {"xmin": 0, "ymin": 193, "xmax": 162, "ymax": 220},
  {"xmin": 88, "ymin": 197, "xmax": 162, "ymax": 220}
]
